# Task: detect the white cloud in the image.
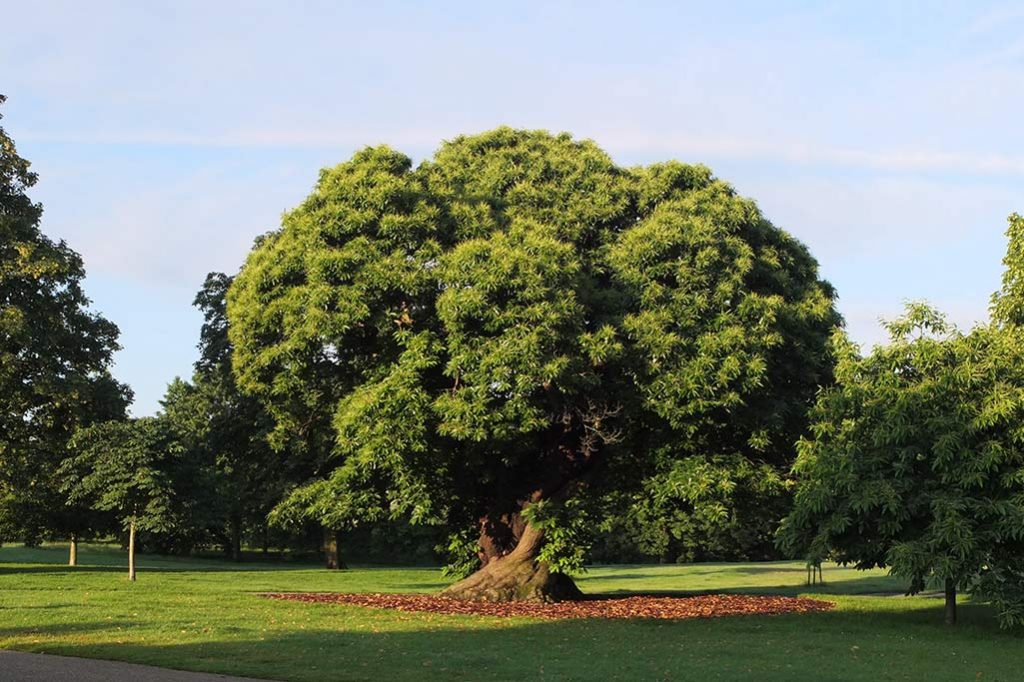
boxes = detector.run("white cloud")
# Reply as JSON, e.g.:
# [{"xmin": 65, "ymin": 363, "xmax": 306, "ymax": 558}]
[
  {"xmin": 965, "ymin": 4, "xmax": 1024, "ymax": 36},
  {"xmin": 593, "ymin": 132, "xmax": 1024, "ymax": 176},
  {"xmin": 18, "ymin": 127, "xmax": 452, "ymax": 151},
  {"xmin": 739, "ymin": 174, "xmax": 1019, "ymax": 259},
  {"xmin": 33, "ymin": 159, "xmax": 314, "ymax": 286},
  {"xmin": 18, "ymin": 127, "xmax": 1024, "ymax": 178}
]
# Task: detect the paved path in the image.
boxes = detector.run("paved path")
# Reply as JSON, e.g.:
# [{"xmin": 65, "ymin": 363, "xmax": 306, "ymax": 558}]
[{"xmin": 0, "ymin": 650, "xmax": 273, "ymax": 681}]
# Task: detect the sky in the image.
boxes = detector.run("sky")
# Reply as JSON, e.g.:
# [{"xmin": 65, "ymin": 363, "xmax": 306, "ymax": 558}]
[{"xmin": 2, "ymin": 1, "xmax": 1022, "ymax": 416}]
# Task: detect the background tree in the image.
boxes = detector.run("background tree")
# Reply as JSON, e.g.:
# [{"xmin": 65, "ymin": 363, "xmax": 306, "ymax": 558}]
[
  {"xmin": 228, "ymin": 128, "xmax": 839, "ymax": 601},
  {"xmin": 778, "ymin": 303, "xmax": 1024, "ymax": 627},
  {"xmin": 61, "ymin": 419, "xmax": 188, "ymax": 580},
  {"xmin": 158, "ymin": 272, "xmax": 292, "ymax": 561},
  {"xmin": 592, "ymin": 454, "xmax": 792, "ymax": 564},
  {"xmin": 0, "ymin": 94, "xmax": 130, "ymax": 558}
]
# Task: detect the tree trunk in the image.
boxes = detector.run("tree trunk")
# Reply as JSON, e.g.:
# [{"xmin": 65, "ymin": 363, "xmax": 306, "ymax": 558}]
[
  {"xmin": 323, "ymin": 528, "xmax": 347, "ymax": 569},
  {"xmin": 442, "ymin": 522, "xmax": 582, "ymax": 603},
  {"xmin": 68, "ymin": 535, "xmax": 78, "ymax": 567},
  {"xmin": 128, "ymin": 521, "xmax": 137, "ymax": 582},
  {"xmin": 230, "ymin": 515, "xmax": 243, "ymax": 562},
  {"xmin": 944, "ymin": 579, "xmax": 957, "ymax": 626}
]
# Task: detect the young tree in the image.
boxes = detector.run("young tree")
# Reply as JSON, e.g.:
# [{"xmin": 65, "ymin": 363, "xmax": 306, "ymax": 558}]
[
  {"xmin": 778, "ymin": 304, "xmax": 1024, "ymax": 626},
  {"xmin": 61, "ymin": 419, "xmax": 185, "ymax": 580},
  {"xmin": 228, "ymin": 128, "xmax": 839, "ymax": 601},
  {"xmin": 0, "ymin": 94, "xmax": 130, "ymax": 557}
]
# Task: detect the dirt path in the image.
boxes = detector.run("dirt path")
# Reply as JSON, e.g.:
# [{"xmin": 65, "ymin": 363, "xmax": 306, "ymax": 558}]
[{"xmin": 0, "ymin": 650, "xmax": 273, "ymax": 681}]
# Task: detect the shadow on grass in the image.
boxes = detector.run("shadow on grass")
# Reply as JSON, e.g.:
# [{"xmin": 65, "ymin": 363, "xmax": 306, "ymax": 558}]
[
  {"xmin": 0, "ymin": 544, "xmax": 340, "ymax": 574},
  {"xmin": 580, "ymin": 577, "xmax": 905, "ymax": 598},
  {"xmin": 0, "ymin": 621, "xmax": 138, "ymax": 638},
  {"xmin": 16, "ymin": 602, "xmax": 1021, "ymax": 682},
  {"xmin": 0, "ymin": 559, "xmax": 345, "ymax": 575},
  {"xmin": 0, "ymin": 565, "xmax": 126, "ymax": 575},
  {"xmin": 0, "ymin": 547, "xmax": 450, "ymax": 578}
]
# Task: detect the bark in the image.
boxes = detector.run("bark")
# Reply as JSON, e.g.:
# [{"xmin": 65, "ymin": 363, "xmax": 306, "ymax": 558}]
[
  {"xmin": 442, "ymin": 522, "xmax": 582, "ymax": 603},
  {"xmin": 68, "ymin": 535, "xmax": 78, "ymax": 567},
  {"xmin": 127, "ymin": 521, "xmax": 137, "ymax": 582},
  {"xmin": 944, "ymin": 579, "xmax": 957, "ymax": 626},
  {"xmin": 230, "ymin": 515, "xmax": 243, "ymax": 562},
  {"xmin": 323, "ymin": 528, "xmax": 347, "ymax": 569}
]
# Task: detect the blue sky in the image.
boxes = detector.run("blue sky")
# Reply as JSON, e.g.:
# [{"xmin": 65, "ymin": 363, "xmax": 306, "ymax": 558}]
[{"xmin": 3, "ymin": 1, "xmax": 1022, "ymax": 415}]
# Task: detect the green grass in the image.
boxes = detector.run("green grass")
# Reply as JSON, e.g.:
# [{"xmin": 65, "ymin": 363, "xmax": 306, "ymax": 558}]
[{"xmin": 1, "ymin": 543, "xmax": 1021, "ymax": 681}]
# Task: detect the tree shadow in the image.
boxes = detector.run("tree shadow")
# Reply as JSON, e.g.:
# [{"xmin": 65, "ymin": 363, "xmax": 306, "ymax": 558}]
[
  {"xmin": 0, "ymin": 560, "xmax": 336, "ymax": 575},
  {"xmin": 17, "ymin": 606, "xmax": 1022, "ymax": 682},
  {"xmin": 0, "ymin": 544, "xmax": 341, "ymax": 574},
  {"xmin": 0, "ymin": 565, "xmax": 124, "ymax": 575},
  {"xmin": 0, "ymin": 621, "xmax": 138, "ymax": 638},
  {"xmin": 579, "ymin": 576, "xmax": 905, "ymax": 597}
]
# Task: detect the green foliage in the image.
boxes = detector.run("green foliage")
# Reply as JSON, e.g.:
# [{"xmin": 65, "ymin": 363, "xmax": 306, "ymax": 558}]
[
  {"xmin": 778, "ymin": 303, "xmax": 1024, "ymax": 627},
  {"xmin": 595, "ymin": 454, "xmax": 792, "ymax": 564},
  {"xmin": 0, "ymin": 94, "xmax": 130, "ymax": 544},
  {"xmin": 438, "ymin": 527, "xmax": 482, "ymax": 579},
  {"xmin": 227, "ymin": 127, "xmax": 839, "ymax": 575},
  {"xmin": 992, "ymin": 213, "xmax": 1024, "ymax": 326},
  {"xmin": 524, "ymin": 497, "xmax": 592, "ymax": 575},
  {"xmin": 61, "ymin": 419, "xmax": 188, "ymax": 534}
]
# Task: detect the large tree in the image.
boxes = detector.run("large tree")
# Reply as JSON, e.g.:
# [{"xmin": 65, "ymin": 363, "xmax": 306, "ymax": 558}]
[
  {"xmin": 228, "ymin": 128, "xmax": 839, "ymax": 601},
  {"xmin": 0, "ymin": 94, "xmax": 129, "ymax": 552}
]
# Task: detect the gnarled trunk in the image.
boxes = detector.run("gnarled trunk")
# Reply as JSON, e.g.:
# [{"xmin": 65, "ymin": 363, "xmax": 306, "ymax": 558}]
[
  {"xmin": 442, "ymin": 406, "xmax": 614, "ymax": 603},
  {"xmin": 442, "ymin": 520, "xmax": 582, "ymax": 603}
]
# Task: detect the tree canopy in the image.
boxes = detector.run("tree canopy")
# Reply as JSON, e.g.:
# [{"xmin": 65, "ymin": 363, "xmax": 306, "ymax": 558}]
[
  {"xmin": 227, "ymin": 127, "xmax": 840, "ymax": 601},
  {"xmin": 0, "ymin": 94, "xmax": 129, "ymax": 545}
]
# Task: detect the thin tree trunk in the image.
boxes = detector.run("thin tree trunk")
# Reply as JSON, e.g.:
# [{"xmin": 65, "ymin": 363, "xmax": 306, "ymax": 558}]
[
  {"xmin": 128, "ymin": 521, "xmax": 137, "ymax": 582},
  {"xmin": 944, "ymin": 579, "xmax": 957, "ymax": 625},
  {"xmin": 230, "ymin": 515, "xmax": 242, "ymax": 562},
  {"xmin": 68, "ymin": 535, "xmax": 78, "ymax": 567}
]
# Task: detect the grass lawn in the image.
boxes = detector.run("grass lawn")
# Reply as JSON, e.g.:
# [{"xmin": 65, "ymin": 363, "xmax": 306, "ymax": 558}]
[{"xmin": 1, "ymin": 544, "xmax": 1021, "ymax": 681}]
